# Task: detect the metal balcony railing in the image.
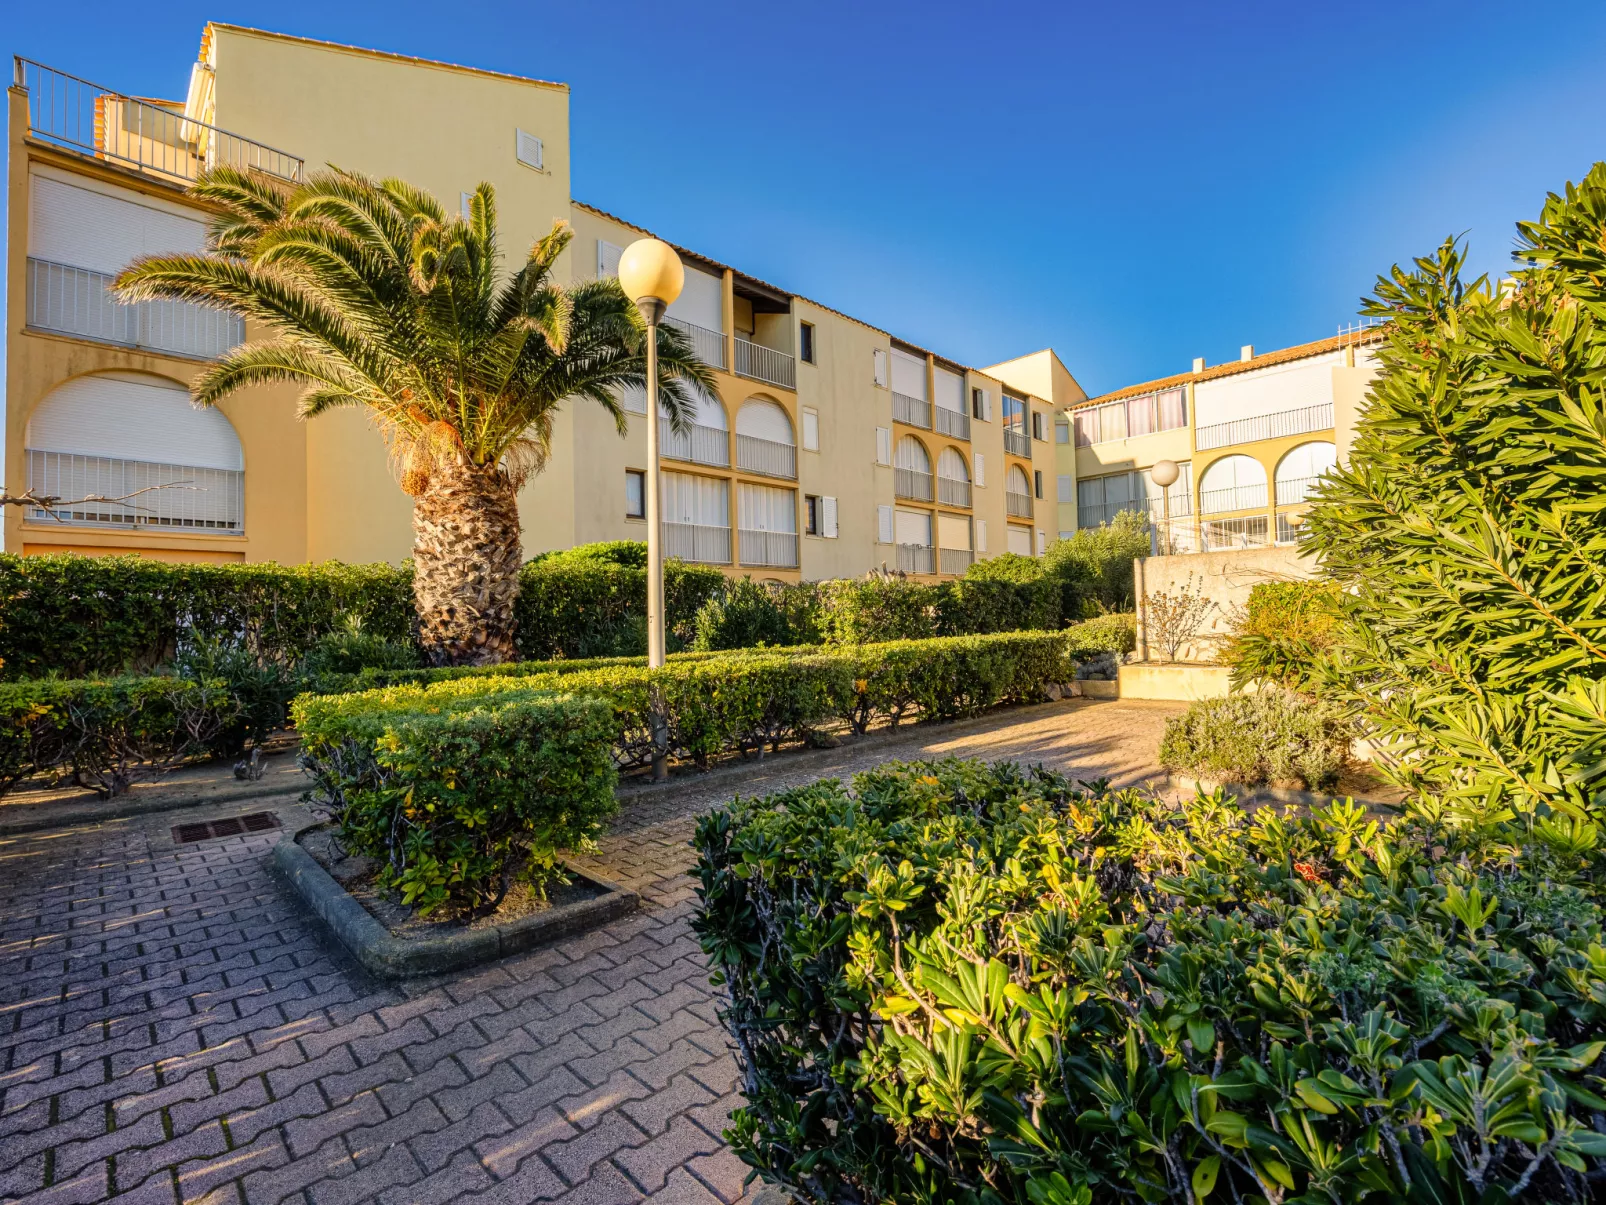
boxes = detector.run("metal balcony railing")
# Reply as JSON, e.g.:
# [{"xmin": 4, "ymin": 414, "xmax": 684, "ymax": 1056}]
[
  {"xmin": 1195, "ymin": 402, "xmax": 1334, "ymax": 451},
  {"xmin": 1201, "ymin": 515, "xmax": 1271, "ymax": 550},
  {"xmin": 896, "ymin": 543, "xmax": 935, "ymax": 575},
  {"xmin": 739, "ymin": 529, "xmax": 799, "ymax": 569},
  {"xmin": 1276, "ymin": 512, "xmax": 1307, "ymax": 546},
  {"xmin": 1274, "ymin": 474, "xmax": 1323, "ymax": 506},
  {"xmin": 659, "ymin": 419, "xmax": 730, "ymax": 468},
  {"xmin": 1003, "ymin": 428, "xmax": 1032, "ymax": 458},
  {"xmin": 939, "ymin": 548, "xmax": 974, "ymax": 575},
  {"xmin": 15, "ymin": 57, "xmax": 303, "ymax": 186},
  {"xmin": 937, "ymin": 475, "xmax": 971, "ymax": 508},
  {"xmin": 26, "ymin": 450, "xmax": 244, "ymax": 532},
  {"xmin": 735, "ymin": 434, "xmax": 796, "ymax": 480},
  {"xmin": 1076, "ymin": 499, "xmax": 1146, "ymax": 530},
  {"xmin": 893, "ymin": 392, "xmax": 931, "ymax": 429},
  {"xmin": 662, "ymin": 521, "xmax": 731, "ymax": 565},
  {"xmin": 1199, "ymin": 482, "xmax": 1268, "ymax": 515},
  {"xmin": 1005, "ymin": 490, "xmax": 1033, "ymax": 519},
  {"xmin": 934, "ymin": 405, "xmax": 970, "ymax": 440},
  {"xmin": 734, "ymin": 337, "xmax": 796, "ymax": 390},
  {"xmin": 663, "ymin": 316, "xmax": 726, "ymax": 371},
  {"xmin": 894, "ymin": 468, "xmax": 933, "ymax": 502},
  {"xmin": 27, "ymin": 257, "xmax": 244, "ymax": 360}
]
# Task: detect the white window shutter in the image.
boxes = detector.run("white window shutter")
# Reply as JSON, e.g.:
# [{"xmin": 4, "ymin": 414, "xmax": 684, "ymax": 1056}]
[
  {"xmin": 460, "ymin": 191, "xmax": 473, "ymax": 221},
  {"xmin": 802, "ymin": 407, "xmax": 820, "ymax": 452},
  {"xmin": 984, "ymin": 391, "xmax": 993, "ymax": 422},
  {"xmin": 1037, "ymin": 530, "xmax": 1046, "ymax": 555},
  {"xmin": 597, "ymin": 240, "xmax": 623, "ymax": 279},
  {"xmin": 873, "ymin": 348, "xmax": 889, "ymax": 388},
  {"xmin": 516, "ymin": 129, "xmax": 544, "ymax": 170},
  {"xmin": 976, "ymin": 519, "xmax": 988, "ymax": 553},
  {"xmin": 974, "ymin": 452, "xmax": 986, "ymax": 488},
  {"xmin": 877, "ymin": 505, "xmax": 894, "ymax": 544},
  {"xmin": 822, "ymin": 496, "xmax": 838, "ymax": 538},
  {"xmin": 1057, "ymin": 474, "xmax": 1073, "ymax": 502},
  {"xmin": 875, "ymin": 426, "xmax": 892, "ymax": 466}
]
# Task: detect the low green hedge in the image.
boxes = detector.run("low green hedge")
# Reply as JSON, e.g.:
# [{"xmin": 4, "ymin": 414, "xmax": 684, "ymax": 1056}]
[
  {"xmin": 1159, "ymin": 689, "xmax": 1353, "ymax": 790},
  {"xmin": 693, "ymin": 759, "xmax": 1606, "ymax": 1205},
  {"xmin": 296, "ymin": 687, "xmax": 617, "ymax": 916}
]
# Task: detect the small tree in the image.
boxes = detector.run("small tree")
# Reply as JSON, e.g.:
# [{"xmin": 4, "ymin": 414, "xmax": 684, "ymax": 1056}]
[
  {"xmin": 1043, "ymin": 509, "xmax": 1151, "ymax": 615},
  {"xmin": 1142, "ymin": 576, "xmax": 1215, "ymax": 662}
]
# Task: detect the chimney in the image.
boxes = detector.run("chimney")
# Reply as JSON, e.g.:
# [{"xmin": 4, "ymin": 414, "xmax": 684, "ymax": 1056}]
[
  {"xmin": 1240, "ymin": 345, "xmax": 1254, "ymax": 362},
  {"xmin": 1191, "ymin": 357, "xmax": 1205, "ymax": 374}
]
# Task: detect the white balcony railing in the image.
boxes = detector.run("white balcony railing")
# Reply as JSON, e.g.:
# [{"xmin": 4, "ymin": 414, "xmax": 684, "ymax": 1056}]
[
  {"xmin": 937, "ymin": 475, "xmax": 971, "ymax": 508},
  {"xmin": 1274, "ymin": 475, "xmax": 1323, "ymax": 506},
  {"xmin": 27, "ymin": 258, "xmax": 244, "ymax": 360},
  {"xmin": 1201, "ymin": 515, "xmax": 1271, "ymax": 550},
  {"xmin": 735, "ymin": 434, "xmax": 796, "ymax": 480},
  {"xmin": 1003, "ymin": 428, "xmax": 1032, "ymax": 458},
  {"xmin": 660, "ymin": 419, "xmax": 730, "ymax": 468},
  {"xmin": 739, "ymin": 529, "xmax": 799, "ymax": 569},
  {"xmin": 1200, "ymin": 483, "xmax": 1268, "ymax": 515},
  {"xmin": 734, "ymin": 337, "xmax": 796, "ymax": 390},
  {"xmin": 1006, "ymin": 490, "xmax": 1033, "ymax": 519},
  {"xmin": 26, "ymin": 450, "xmax": 244, "ymax": 532},
  {"xmin": 895, "ymin": 468, "xmax": 933, "ymax": 502},
  {"xmin": 1195, "ymin": 402, "xmax": 1334, "ymax": 451},
  {"xmin": 1276, "ymin": 512, "xmax": 1307, "ymax": 546},
  {"xmin": 893, "ymin": 392, "xmax": 931, "ymax": 429},
  {"xmin": 896, "ymin": 543, "xmax": 935, "ymax": 575},
  {"xmin": 663, "ymin": 521, "xmax": 731, "ymax": 565},
  {"xmin": 663, "ymin": 316, "xmax": 726, "ymax": 370},
  {"xmin": 934, "ymin": 405, "xmax": 971, "ymax": 440},
  {"xmin": 939, "ymin": 547, "xmax": 974, "ymax": 575},
  {"xmin": 15, "ymin": 58, "xmax": 303, "ymax": 185}
]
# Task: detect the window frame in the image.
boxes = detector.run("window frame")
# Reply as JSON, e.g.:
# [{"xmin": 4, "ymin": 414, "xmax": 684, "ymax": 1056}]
[
  {"xmin": 804, "ymin": 493, "xmax": 821, "ymax": 535},
  {"xmin": 799, "ymin": 321, "xmax": 815, "ymax": 364},
  {"xmin": 624, "ymin": 469, "xmax": 646, "ymax": 520}
]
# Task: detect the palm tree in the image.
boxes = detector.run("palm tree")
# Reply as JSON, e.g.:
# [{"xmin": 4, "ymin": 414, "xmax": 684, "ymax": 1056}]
[{"xmin": 115, "ymin": 167, "xmax": 716, "ymax": 665}]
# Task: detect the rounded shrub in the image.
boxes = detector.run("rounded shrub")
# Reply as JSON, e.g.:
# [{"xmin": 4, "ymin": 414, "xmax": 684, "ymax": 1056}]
[{"xmin": 1159, "ymin": 689, "xmax": 1352, "ymax": 790}]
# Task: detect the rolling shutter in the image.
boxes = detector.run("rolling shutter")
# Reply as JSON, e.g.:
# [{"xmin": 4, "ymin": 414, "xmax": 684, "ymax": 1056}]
[{"xmin": 30, "ymin": 173, "xmax": 206, "ymax": 274}]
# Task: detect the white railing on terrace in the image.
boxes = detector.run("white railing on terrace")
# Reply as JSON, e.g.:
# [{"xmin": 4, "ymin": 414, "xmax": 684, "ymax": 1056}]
[
  {"xmin": 735, "ymin": 434, "xmax": 796, "ymax": 480},
  {"xmin": 739, "ymin": 529, "xmax": 798, "ymax": 569},
  {"xmin": 1003, "ymin": 428, "xmax": 1032, "ymax": 458},
  {"xmin": 26, "ymin": 450, "xmax": 244, "ymax": 532},
  {"xmin": 27, "ymin": 258, "xmax": 244, "ymax": 360},
  {"xmin": 1195, "ymin": 402, "xmax": 1333, "ymax": 451},
  {"xmin": 1201, "ymin": 515, "xmax": 1271, "ymax": 551},
  {"xmin": 1006, "ymin": 490, "xmax": 1033, "ymax": 519},
  {"xmin": 734, "ymin": 337, "xmax": 796, "ymax": 390},
  {"xmin": 1199, "ymin": 482, "xmax": 1268, "ymax": 515},
  {"xmin": 939, "ymin": 548, "xmax": 974, "ymax": 575},
  {"xmin": 663, "ymin": 316, "xmax": 726, "ymax": 370},
  {"xmin": 935, "ymin": 405, "xmax": 970, "ymax": 440},
  {"xmin": 659, "ymin": 419, "xmax": 730, "ymax": 468},
  {"xmin": 896, "ymin": 543, "xmax": 935, "ymax": 575},
  {"xmin": 663, "ymin": 521, "xmax": 731, "ymax": 565},
  {"xmin": 893, "ymin": 392, "xmax": 931, "ymax": 429},
  {"xmin": 1276, "ymin": 512, "xmax": 1307, "ymax": 546},
  {"xmin": 937, "ymin": 475, "xmax": 971, "ymax": 508},
  {"xmin": 15, "ymin": 58, "xmax": 304, "ymax": 185},
  {"xmin": 1274, "ymin": 475, "xmax": 1324, "ymax": 506},
  {"xmin": 895, "ymin": 468, "xmax": 933, "ymax": 502},
  {"xmin": 1078, "ymin": 495, "xmax": 1193, "ymax": 531}
]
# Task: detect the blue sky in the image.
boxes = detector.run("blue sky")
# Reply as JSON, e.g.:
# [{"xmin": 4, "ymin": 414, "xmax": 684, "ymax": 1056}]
[{"xmin": 6, "ymin": 0, "xmax": 1606, "ymax": 395}]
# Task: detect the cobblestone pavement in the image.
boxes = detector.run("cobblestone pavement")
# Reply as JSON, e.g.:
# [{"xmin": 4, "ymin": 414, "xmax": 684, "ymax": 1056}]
[{"xmin": 0, "ymin": 699, "xmax": 1178, "ymax": 1204}]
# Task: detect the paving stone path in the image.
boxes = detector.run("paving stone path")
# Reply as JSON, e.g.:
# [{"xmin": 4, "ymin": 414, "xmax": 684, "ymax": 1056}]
[{"xmin": 0, "ymin": 698, "xmax": 1180, "ymax": 1205}]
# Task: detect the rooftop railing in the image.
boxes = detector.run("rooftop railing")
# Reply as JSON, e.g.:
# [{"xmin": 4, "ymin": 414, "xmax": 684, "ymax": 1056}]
[
  {"xmin": 1195, "ymin": 402, "xmax": 1333, "ymax": 451},
  {"xmin": 16, "ymin": 58, "xmax": 304, "ymax": 187}
]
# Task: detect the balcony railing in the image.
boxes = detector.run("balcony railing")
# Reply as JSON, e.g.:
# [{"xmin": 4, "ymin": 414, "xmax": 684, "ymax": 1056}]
[
  {"xmin": 1006, "ymin": 490, "xmax": 1033, "ymax": 519},
  {"xmin": 734, "ymin": 337, "xmax": 796, "ymax": 390},
  {"xmin": 660, "ymin": 419, "xmax": 730, "ymax": 468},
  {"xmin": 937, "ymin": 475, "xmax": 971, "ymax": 508},
  {"xmin": 1201, "ymin": 515, "xmax": 1271, "ymax": 551},
  {"xmin": 895, "ymin": 468, "xmax": 933, "ymax": 502},
  {"xmin": 735, "ymin": 434, "xmax": 796, "ymax": 480},
  {"xmin": 934, "ymin": 405, "xmax": 971, "ymax": 440},
  {"xmin": 15, "ymin": 58, "xmax": 303, "ymax": 186},
  {"xmin": 739, "ymin": 529, "xmax": 799, "ymax": 569},
  {"xmin": 1195, "ymin": 402, "xmax": 1334, "ymax": 451},
  {"xmin": 939, "ymin": 548, "xmax": 974, "ymax": 575},
  {"xmin": 1276, "ymin": 512, "xmax": 1307, "ymax": 546},
  {"xmin": 896, "ymin": 543, "xmax": 935, "ymax": 575},
  {"xmin": 1003, "ymin": 428, "xmax": 1032, "ymax": 458},
  {"xmin": 663, "ymin": 521, "xmax": 731, "ymax": 565},
  {"xmin": 27, "ymin": 257, "xmax": 244, "ymax": 360},
  {"xmin": 1274, "ymin": 475, "xmax": 1323, "ymax": 506},
  {"xmin": 893, "ymin": 392, "xmax": 931, "ymax": 429},
  {"xmin": 26, "ymin": 450, "xmax": 243, "ymax": 532},
  {"xmin": 1077, "ymin": 499, "xmax": 1146, "ymax": 530},
  {"xmin": 663, "ymin": 316, "xmax": 726, "ymax": 371},
  {"xmin": 1200, "ymin": 483, "xmax": 1268, "ymax": 515}
]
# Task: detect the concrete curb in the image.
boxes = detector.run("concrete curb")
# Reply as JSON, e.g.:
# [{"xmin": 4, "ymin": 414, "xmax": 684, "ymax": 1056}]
[
  {"xmin": 0, "ymin": 781, "xmax": 307, "ymax": 836},
  {"xmin": 1164, "ymin": 773, "xmax": 1395, "ymax": 811},
  {"xmin": 271, "ymin": 825, "xmax": 639, "ymax": 979}
]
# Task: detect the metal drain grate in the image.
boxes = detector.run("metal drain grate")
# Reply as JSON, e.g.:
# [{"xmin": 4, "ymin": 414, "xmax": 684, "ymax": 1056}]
[{"xmin": 172, "ymin": 811, "xmax": 280, "ymax": 844}]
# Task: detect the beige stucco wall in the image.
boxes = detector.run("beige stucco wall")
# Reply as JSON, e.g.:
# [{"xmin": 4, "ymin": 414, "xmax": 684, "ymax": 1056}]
[
  {"xmin": 1332, "ymin": 361, "xmax": 1380, "ymax": 465},
  {"xmin": 1133, "ymin": 544, "xmax": 1316, "ymax": 663}
]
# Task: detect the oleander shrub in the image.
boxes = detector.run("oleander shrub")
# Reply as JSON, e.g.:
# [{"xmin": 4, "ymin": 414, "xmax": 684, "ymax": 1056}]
[
  {"xmin": 1221, "ymin": 581, "xmax": 1343, "ymax": 691},
  {"xmin": 173, "ymin": 638, "xmax": 300, "ymax": 757},
  {"xmin": 1159, "ymin": 689, "xmax": 1353, "ymax": 790},
  {"xmin": 294, "ymin": 687, "xmax": 617, "ymax": 916},
  {"xmin": 691, "ymin": 580, "xmax": 798, "ymax": 652},
  {"xmin": 693, "ymin": 758, "xmax": 1606, "ymax": 1205}
]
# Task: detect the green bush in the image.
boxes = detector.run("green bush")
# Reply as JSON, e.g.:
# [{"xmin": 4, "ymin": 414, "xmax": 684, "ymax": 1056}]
[
  {"xmin": 297, "ymin": 616, "xmax": 423, "ymax": 679},
  {"xmin": 816, "ymin": 576, "xmax": 939, "ymax": 644},
  {"xmin": 515, "ymin": 552, "xmax": 726, "ymax": 659},
  {"xmin": 1063, "ymin": 611, "xmax": 1136, "ymax": 661},
  {"xmin": 694, "ymin": 758, "xmax": 1606, "ymax": 1205},
  {"xmin": 1221, "ymin": 581, "xmax": 1342, "ymax": 690},
  {"xmin": 936, "ymin": 576, "xmax": 1060, "ymax": 636},
  {"xmin": 961, "ymin": 551, "xmax": 1043, "ymax": 584},
  {"xmin": 295, "ymin": 687, "xmax": 617, "ymax": 916},
  {"xmin": 691, "ymin": 580, "xmax": 797, "ymax": 651},
  {"xmin": 1159, "ymin": 689, "xmax": 1353, "ymax": 789},
  {"xmin": 1043, "ymin": 508, "xmax": 1152, "ymax": 614},
  {"xmin": 173, "ymin": 638, "xmax": 299, "ymax": 757}
]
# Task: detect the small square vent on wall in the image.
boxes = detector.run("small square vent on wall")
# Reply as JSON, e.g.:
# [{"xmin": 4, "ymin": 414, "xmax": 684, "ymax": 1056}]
[{"xmin": 516, "ymin": 129, "xmax": 544, "ymax": 171}]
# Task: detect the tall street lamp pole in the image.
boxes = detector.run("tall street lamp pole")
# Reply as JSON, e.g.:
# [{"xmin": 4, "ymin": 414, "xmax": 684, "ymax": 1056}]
[{"xmin": 1151, "ymin": 459, "xmax": 1179, "ymax": 558}]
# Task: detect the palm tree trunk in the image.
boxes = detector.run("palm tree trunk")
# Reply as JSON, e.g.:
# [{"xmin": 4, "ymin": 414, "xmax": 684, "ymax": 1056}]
[{"xmin": 412, "ymin": 461, "xmax": 522, "ymax": 666}]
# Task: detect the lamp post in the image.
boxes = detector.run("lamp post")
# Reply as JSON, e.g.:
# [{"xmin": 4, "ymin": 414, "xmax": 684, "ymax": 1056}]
[{"xmin": 1151, "ymin": 459, "xmax": 1179, "ymax": 558}]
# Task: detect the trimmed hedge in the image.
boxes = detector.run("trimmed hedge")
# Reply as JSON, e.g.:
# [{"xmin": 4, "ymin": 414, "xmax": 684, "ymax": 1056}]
[
  {"xmin": 296, "ymin": 688, "xmax": 617, "ymax": 916},
  {"xmin": 693, "ymin": 759, "xmax": 1606, "ymax": 1204}
]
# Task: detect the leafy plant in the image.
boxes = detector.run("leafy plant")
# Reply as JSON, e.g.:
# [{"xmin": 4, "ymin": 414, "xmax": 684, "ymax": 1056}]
[
  {"xmin": 694, "ymin": 759, "xmax": 1606, "ymax": 1205},
  {"xmin": 691, "ymin": 580, "xmax": 796, "ymax": 651},
  {"xmin": 1143, "ymin": 575, "xmax": 1217, "ymax": 662},
  {"xmin": 1221, "ymin": 581, "xmax": 1343, "ymax": 691},
  {"xmin": 1159, "ymin": 689, "xmax": 1353, "ymax": 789},
  {"xmin": 174, "ymin": 637, "xmax": 299, "ymax": 757},
  {"xmin": 1043, "ymin": 509, "xmax": 1153, "ymax": 615},
  {"xmin": 297, "ymin": 615, "xmax": 422, "ymax": 680}
]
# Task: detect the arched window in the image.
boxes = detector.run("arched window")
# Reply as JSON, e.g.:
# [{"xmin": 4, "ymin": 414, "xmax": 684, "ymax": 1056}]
[
  {"xmin": 25, "ymin": 372, "xmax": 245, "ymax": 531},
  {"xmin": 1198, "ymin": 454, "xmax": 1267, "ymax": 515},
  {"xmin": 937, "ymin": 447, "xmax": 969, "ymax": 483},
  {"xmin": 659, "ymin": 392, "xmax": 727, "ymax": 430},
  {"xmin": 1006, "ymin": 464, "xmax": 1031, "ymax": 495},
  {"xmin": 735, "ymin": 397, "xmax": 795, "ymax": 479},
  {"xmin": 895, "ymin": 435, "xmax": 930, "ymax": 474},
  {"xmin": 894, "ymin": 435, "xmax": 933, "ymax": 502},
  {"xmin": 1274, "ymin": 441, "xmax": 1337, "ymax": 506}
]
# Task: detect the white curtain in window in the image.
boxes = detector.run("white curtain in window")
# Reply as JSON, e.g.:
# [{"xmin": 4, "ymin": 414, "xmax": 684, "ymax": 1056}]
[
  {"xmin": 937, "ymin": 447, "xmax": 968, "ymax": 481},
  {"xmin": 1157, "ymin": 387, "xmax": 1187, "ymax": 430},
  {"xmin": 1098, "ymin": 402, "xmax": 1127, "ymax": 443},
  {"xmin": 738, "ymin": 483, "xmax": 796, "ymax": 533},
  {"xmin": 1199, "ymin": 454, "xmax": 1266, "ymax": 493},
  {"xmin": 661, "ymin": 472, "xmax": 728, "ymax": 527},
  {"xmin": 1007, "ymin": 465, "xmax": 1031, "ymax": 495},
  {"xmin": 895, "ymin": 435, "xmax": 930, "ymax": 473},
  {"xmin": 891, "ymin": 349, "xmax": 927, "ymax": 398},
  {"xmin": 1275, "ymin": 441, "xmax": 1337, "ymax": 485}
]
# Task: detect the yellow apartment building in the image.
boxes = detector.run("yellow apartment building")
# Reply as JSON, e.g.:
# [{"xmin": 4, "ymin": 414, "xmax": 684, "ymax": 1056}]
[
  {"xmin": 1053, "ymin": 331, "xmax": 1383, "ymax": 553},
  {"xmin": 5, "ymin": 25, "xmax": 1078, "ymax": 580}
]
